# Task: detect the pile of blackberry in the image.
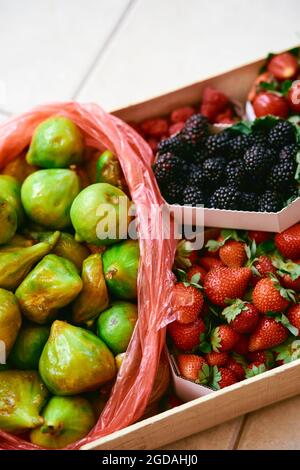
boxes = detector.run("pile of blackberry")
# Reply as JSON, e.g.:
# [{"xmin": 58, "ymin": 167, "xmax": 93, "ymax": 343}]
[{"xmin": 153, "ymin": 116, "xmax": 299, "ymax": 212}]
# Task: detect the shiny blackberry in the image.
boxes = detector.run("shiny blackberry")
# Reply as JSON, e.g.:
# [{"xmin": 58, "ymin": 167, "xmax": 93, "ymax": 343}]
[
  {"xmin": 257, "ymin": 190, "xmax": 283, "ymax": 212},
  {"xmin": 268, "ymin": 121, "xmax": 296, "ymax": 149},
  {"xmin": 157, "ymin": 134, "xmax": 183, "ymax": 156},
  {"xmin": 225, "ymin": 159, "xmax": 245, "ymax": 187},
  {"xmin": 279, "ymin": 144, "xmax": 299, "ymax": 162},
  {"xmin": 180, "ymin": 114, "xmax": 209, "ymax": 148},
  {"xmin": 240, "ymin": 192, "xmax": 258, "ymax": 211},
  {"xmin": 205, "ymin": 130, "xmax": 231, "ymax": 157},
  {"xmin": 266, "ymin": 160, "xmax": 296, "ymax": 191},
  {"xmin": 203, "ymin": 156, "xmax": 226, "ymax": 187},
  {"xmin": 162, "ymin": 181, "xmax": 184, "ymax": 204},
  {"xmin": 183, "ymin": 186, "xmax": 206, "ymax": 206},
  {"xmin": 189, "ymin": 163, "xmax": 205, "ymax": 187},
  {"xmin": 209, "ymin": 185, "xmax": 241, "ymax": 210},
  {"xmin": 227, "ymin": 134, "xmax": 250, "ymax": 158},
  {"xmin": 153, "ymin": 152, "xmax": 181, "ymax": 184},
  {"xmin": 244, "ymin": 145, "xmax": 274, "ymax": 175}
]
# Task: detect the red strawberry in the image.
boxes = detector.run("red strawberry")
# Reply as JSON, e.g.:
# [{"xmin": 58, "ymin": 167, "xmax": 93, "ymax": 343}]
[
  {"xmin": 219, "ymin": 240, "xmax": 246, "ymax": 268},
  {"xmin": 249, "ymin": 317, "xmax": 289, "ymax": 351},
  {"xmin": 199, "ymin": 256, "xmax": 224, "ymax": 271},
  {"xmin": 187, "ymin": 264, "xmax": 207, "ymax": 284},
  {"xmin": 204, "ymin": 267, "xmax": 252, "ymax": 307},
  {"xmin": 140, "ymin": 118, "xmax": 169, "ymax": 137},
  {"xmin": 226, "ymin": 358, "xmax": 245, "ymax": 381},
  {"xmin": 253, "ymin": 92, "xmax": 289, "ymax": 119},
  {"xmin": 287, "ymin": 304, "xmax": 300, "ymax": 331},
  {"xmin": 267, "ymin": 52, "xmax": 299, "ymax": 80},
  {"xmin": 168, "ymin": 318, "xmax": 205, "ymax": 351},
  {"xmin": 273, "ymin": 338, "xmax": 300, "ymax": 365},
  {"xmin": 202, "ymin": 87, "xmax": 229, "ymax": 112},
  {"xmin": 204, "ymin": 351, "xmax": 229, "ymax": 367},
  {"xmin": 211, "ymin": 325, "xmax": 239, "ymax": 352},
  {"xmin": 147, "ymin": 137, "xmax": 158, "ymax": 153},
  {"xmin": 172, "ymin": 282, "xmax": 204, "ymax": 324},
  {"xmin": 211, "ymin": 366, "xmax": 237, "ymax": 389},
  {"xmin": 168, "ymin": 122, "xmax": 185, "ymax": 136},
  {"xmin": 215, "ymin": 107, "xmax": 234, "ymax": 124},
  {"xmin": 222, "ymin": 300, "xmax": 259, "ymax": 334},
  {"xmin": 233, "ymin": 334, "xmax": 249, "ymax": 355},
  {"xmin": 200, "ymin": 102, "xmax": 219, "ymax": 121},
  {"xmin": 275, "ymin": 223, "xmax": 300, "ymax": 260},
  {"xmin": 177, "ymin": 354, "xmax": 208, "ymax": 381},
  {"xmin": 170, "ymin": 106, "xmax": 195, "ymax": 123},
  {"xmin": 287, "ymin": 81, "xmax": 300, "ymax": 112},
  {"xmin": 273, "ymin": 258, "xmax": 300, "ymax": 292},
  {"xmin": 175, "ymin": 240, "xmax": 198, "ymax": 269},
  {"xmin": 248, "ymin": 230, "xmax": 271, "ymax": 245},
  {"xmin": 245, "ymin": 362, "xmax": 267, "ymax": 378},
  {"xmin": 254, "ymin": 256, "xmax": 277, "ymax": 278},
  {"xmin": 252, "ymin": 277, "xmax": 291, "ymax": 314},
  {"xmin": 247, "ymin": 350, "xmax": 274, "ymax": 367}
]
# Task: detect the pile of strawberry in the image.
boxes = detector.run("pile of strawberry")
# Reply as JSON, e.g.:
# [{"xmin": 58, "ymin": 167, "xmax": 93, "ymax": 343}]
[
  {"xmin": 168, "ymin": 223, "xmax": 300, "ymax": 390},
  {"xmin": 248, "ymin": 48, "xmax": 300, "ymax": 121},
  {"xmin": 131, "ymin": 87, "xmax": 240, "ymax": 154}
]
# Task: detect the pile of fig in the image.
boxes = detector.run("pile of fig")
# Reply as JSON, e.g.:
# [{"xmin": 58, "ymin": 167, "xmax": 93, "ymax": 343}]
[{"xmin": 0, "ymin": 116, "xmax": 140, "ymax": 448}]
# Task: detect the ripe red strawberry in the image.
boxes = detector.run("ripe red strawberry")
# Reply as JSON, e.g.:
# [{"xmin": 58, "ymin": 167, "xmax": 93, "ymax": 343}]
[
  {"xmin": 275, "ymin": 223, "xmax": 300, "ymax": 260},
  {"xmin": 254, "ymin": 256, "xmax": 277, "ymax": 278},
  {"xmin": 204, "ymin": 351, "xmax": 229, "ymax": 367},
  {"xmin": 147, "ymin": 137, "xmax": 158, "ymax": 153},
  {"xmin": 267, "ymin": 52, "xmax": 299, "ymax": 80},
  {"xmin": 219, "ymin": 240, "xmax": 246, "ymax": 268},
  {"xmin": 186, "ymin": 265, "xmax": 207, "ymax": 284},
  {"xmin": 226, "ymin": 358, "xmax": 245, "ymax": 381},
  {"xmin": 172, "ymin": 282, "xmax": 204, "ymax": 324},
  {"xmin": 199, "ymin": 256, "xmax": 224, "ymax": 271},
  {"xmin": 248, "ymin": 230, "xmax": 271, "ymax": 245},
  {"xmin": 211, "ymin": 366, "xmax": 237, "ymax": 389},
  {"xmin": 215, "ymin": 107, "xmax": 234, "ymax": 124},
  {"xmin": 271, "ymin": 257, "xmax": 300, "ymax": 292},
  {"xmin": 204, "ymin": 267, "xmax": 252, "ymax": 307},
  {"xmin": 200, "ymin": 102, "xmax": 219, "ymax": 121},
  {"xmin": 245, "ymin": 361, "xmax": 267, "ymax": 378},
  {"xmin": 202, "ymin": 87, "xmax": 229, "ymax": 112},
  {"xmin": 281, "ymin": 273, "xmax": 300, "ymax": 292},
  {"xmin": 222, "ymin": 300, "xmax": 259, "ymax": 334},
  {"xmin": 287, "ymin": 304, "xmax": 300, "ymax": 331},
  {"xmin": 248, "ymin": 317, "xmax": 289, "ymax": 351},
  {"xmin": 168, "ymin": 122, "xmax": 185, "ymax": 136},
  {"xmin": 253, "ymin": 92, "xmax": 289, "ymax": 118},
  {"xmin": 233, "ymin": 334, "xmax": 249, "ymax": 355},
  {"xmin": 140, "ymin": 118, "xmax": 169, "ymax": 137},
  {"xmin": 211, "ymin": 325, "xmax": 239, "ymax": 352},
  {"xmin": 273, "ymin": 338, "xmax": 300, "ymax": 365},
  {"xmin": 288, "ymin": 81, "xmax": 300, "ymax": 112},
  {"xmin": 168, "ymin": 318, "xmax": 205, "ymax": 351},
  {"xmin": 252, "ymin": 277, "xmax": 291, "ymax": 314},
  {"xmin": 177, "ymin": 354, "xmax": 207, "ymax": 381},
  {"xmin": 170, "ymin": 106, "xmax": 195, "ymax": 123},
  {"xmin": 247, "ymin": 350, "xmax": 274, "ymax": 368},
  {"xmin": 175, "ymin": 240, "xmax": 198, "ymax": 269}
]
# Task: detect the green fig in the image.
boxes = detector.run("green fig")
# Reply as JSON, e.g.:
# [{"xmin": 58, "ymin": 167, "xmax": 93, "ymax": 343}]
[
  {"xmin": 72, "ymin": 253, "xmax": 109, "ymax": 325},
  {"xmin": 10, "ymin": 324, "xmax": 50, "ymax": 370},
  {"xmin": 96, "ymin": 150, "xmax": 127, "ymax": 191},
  {"xmin": 39, "ymin": 321, "xmax": 116, "ymax": 395},
  {"xmin": 16, "ymin": 254, "xmax": 82, "ymax": 324},
  {"xmin": 0, "ymin": 370, "xmax": 48, "ymax": 433},
  {"xmin": 0, "ymin": 175, "xmax": 24, "ymax": 225},
  {"xmin": 2, "ymin": 155, "xmax": 37, "ymax": 183},
  {"xmin": 26, "ymin": 117, "xmax": 84, "ymax": 169},
  {"xmin": 21, "ymin": 169, "xmax": 80, "ymax": 229},
  {"xmin": 0, "ymin": 289, "xmax": 22, "ymax": 357},
  {"xmin": 0, "ymin": 231, "xmax": 60, "ymax": 291},
  {"xmin": 103, "ymin": 240, "xmax": 139, "ymax": 299},
  {"xmin": 2, "ymin": 233, "xmax": 34, "ymax": 249},
  {"xmin": 0, "ymin": 197, "xmax": 18, "ymax": 245},
  {"xmin": 97, "ymin": 302, "xmax": 138, "ymax": 354},
  {"xmin": 70, "ymin": 183, "xmax": 131, "ymax": 246},
  {"xmin": 30, "ymin": 396, "xmax": 95, "ymax": 449}
]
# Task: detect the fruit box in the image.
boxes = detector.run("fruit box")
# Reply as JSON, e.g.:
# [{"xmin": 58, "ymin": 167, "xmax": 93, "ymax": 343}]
[{"xmin": 82, "ymin": 52, "xmax": 300, "ymax": 451}]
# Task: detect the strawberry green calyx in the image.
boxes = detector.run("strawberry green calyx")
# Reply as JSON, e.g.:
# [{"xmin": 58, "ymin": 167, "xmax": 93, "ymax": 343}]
[
  {"xmin": 231, "ymin": 352, "xmax": 248, "ymax": 369},
  {"xmin": 211, "ymin": 327, "xmax": 221, "ymax": 352},
  {"xmin": 199, "ymin": 332, "xmax": 212, "ymax": 354},
  {"xmin": 174, "ymin": 240, "xmax": 195, "ymax": 269},
  {"xmin": 245, "ymin": 240, "xmax": 257, "ymax": 262},
  {"xmin": 272, "ymin": 258, "xmax": 300, "ymax": 281},
  {"xmin": 175, "ymin": 268, "xmax": 203, "ymax": 290},
  {"xmin": 267, "ymin": 311, "xmax": 299, "ymax": 336},
  {"xmin": 206, "ymin": 229, "xmax": 243, "ymax": 252},
  {"xmin": 245, "ymin": 364, "xmax": 266, "ymax": 379},
  {"xmin": 210, "ymin": 365, "xmax": 222, "ymax": 390},
  {"xmin": 222, "ymin": 299, "xmax": 247, "ymax": 323},
  {"xmin": 268, "ymin": 273, "xmax": 296, "ymax": 302},
  {"xmin": 274, "ymin": 339, "xmax": 300, "ymax": 364},
  {"xmin": 196, "ymin": 363, "xmax": 211, "ymax": 386}
]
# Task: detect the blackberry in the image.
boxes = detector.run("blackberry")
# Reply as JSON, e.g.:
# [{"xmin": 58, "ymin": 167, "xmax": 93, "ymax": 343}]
[
  {"xmin": 189, "ymin": 163, "xmax": 205, "ymax": 187},
  {"xmin": 183, "ymin": 186, "xmax": 206, "ymax": 206},
  {"xmin": 225, "ymin": 159, "xmax": 245, "ymax": 187},
  {"xmin": 203, "ymin": 157, "xmax": 226, "ymax": 187},
  {"xmin": 242, "ymin": 174, "xmax": 266, "ymax": 194},
  {"xmin": 240, "ymin": 192, "xmax": 258, "ymax": 211},
  {"xmin": 209, "ymin": 185, "xmax": 241, "ymax": 210},
  {"xmin": 268, "ymin": 121, "xmax": 296, "ymax": 149},
  {"xmin": 283, "ymin": 182, "xmax": 299, "ymax": 200},
  {"xmin": 153, "ymin": 152, "xmax": 180, "ymax": 184},
  {"xmin": 266, "ymin": 160, "xmax": 296, "ymax": 191},
  {"xmin": 191, "ymin": 146, "xmax": 207, "ymax": 164},
  {"xmin": 244, "ymin": 145, "xmax": 274, "ymax": 176},
  {"xmin": 205, "ymin": 130, "xmax": 231, "ymax": 157},
  {"xmin": 180, "ymin": 114, "xmax": 209, "ymax": 148},
  {"xmin": 279, "ymin": 144, "xmax": 299, "ymax": 162},
  {"xmin": 157, "ymin": 134, "xmax": 183, "ymax": 156},
  {"xmin": 162, "ymin": 181, "xmax": 184, "ymax": 204},
  {"xmin": 248, "ymin": 130, "xmax": 268, "ymax": 148},
  {"xmin": 227, "ymin": 134, "xmax": 250, "ymax": 159},
  {"xmin": 257, "ymin": 190, "xmax": 283, "ymax": 212}
]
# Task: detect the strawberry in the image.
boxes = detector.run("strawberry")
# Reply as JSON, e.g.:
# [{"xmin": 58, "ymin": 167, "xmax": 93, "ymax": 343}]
[
  {"xmin": 177, "ymin": 354, "xmax": 207, "ymax": 381},
  {"xmin": 274, "ymin": 258, "xmax": 300, "ymax": 292},
  {"xmin": 140, "ymin": 118, "xmax": 169, "ymax": 137},
  {"xmin": 222, "ymin": 300, "xmax": 259, "ymax": 334},
  {"xmin": 245, "ymin": 362, "xmax": 267, "ymax": 378},
  {"xmin": 168, "ymin": 318, "xmax": 205, "ymax": 351},
  {"xmin": 248, "ymin": 317, "xmax": 289, "ymax": 351},
  {"xmin": 288, "ymin": 81, "xmax": 300, "ymax": 112},
  {"xmin": 252, "ymin": 276, "xmax": 292, "ymax": 314},
  {"xmin": 273, "ymin": 338, "xmax": 300, "ymax": 365},
  {"xmin": 187, "ymin": 265, "xmax": 207, "ymax": 284},
  {"xmin": 247, "ymin": 350, "xmax": 274, "ymax": 368},
  {"xmin": 215, "ymin": 107, "xmax": 234, "ymax": 124},
  {"xmin": 147, "ymin": 137, "xmax": 158, "ymax": 153},
  {"xmin": 233, "ymin": 334, "xmax": 249, "ymax": 355},
  {"xmin": 172, "ymin": 282, "xmax": 204, "ymax": 324},
  {"xmin": 210, "ymin": 366, "xmax": 237, "ymax": 389},
  {"xmin": 248, "ymin": 230, "xmax": 271, "ymax": 245},
  {"xmin": 202, "ymin": 87, "xmax": 229, "ymax": 113},
  {"xmin": 254, "ymin": 256, "xmax": 277, "ymax": 278},
  {"xmin": 204, "ymin": 351, "xmax": 229, "ymax": 367},
  {"xmin": 267, "ymin": 52, "xmax": 299, "ymax": 81},
  {"xmin": 226, "ymin": 357, "xmax": 245, "ymax": 381},
  {"xmin": 168, "ymin": 122, "xmax": 185, "ymax": 136},
  {"xmin": 211, "ymin": 325, "xmax": 239, "ymax": 352},
  {"xmin": 253, "ymin": 92, "xmax": 289, "ymax": 119},
  {"xmin": 275, "ymin": 223, "xmax": 300, "ymax": 260},
  {"xmin": 204, "ymin": 267, "xmax": 252, "ymax": 307},
  {"xmin": 200, "ymin": 102, "xmax": 220, "ymax": 122},
  {"xmin": 199, "ymin": 256, "xmax": 224, "ymax": 271},
  {"xmin": 170, "ymin": 106, "xmax": 195, "ymax": 123},
  {"xmin": 287, "ymin": 304, "xmax": 300, "ymax": 331},
  {"xmin": 219, "ymin": 240, "xmax": 246, "ymax": 268},
  {"xmin": 175, "ymin": 240, "xmax": 198, "ymax": 269}
]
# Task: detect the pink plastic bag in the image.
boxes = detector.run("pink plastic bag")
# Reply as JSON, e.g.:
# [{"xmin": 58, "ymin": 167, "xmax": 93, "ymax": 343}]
[{"xmin": 0, "ymin": 102, "xmax": 177, "ymax": 450}]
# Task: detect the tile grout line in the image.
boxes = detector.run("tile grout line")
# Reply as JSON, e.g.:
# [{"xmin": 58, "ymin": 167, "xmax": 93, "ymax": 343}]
[
  {"xmin": 231, "ymin": 414, "xmax": 248, "ymax": 450},
  {"xmin": 72, "ymin": 0, "xmax": 139, "ymax": 100}
]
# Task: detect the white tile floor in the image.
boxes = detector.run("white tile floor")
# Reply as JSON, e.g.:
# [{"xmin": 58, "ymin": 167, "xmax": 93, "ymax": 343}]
[{"xmin": 0, "ymin": 0, "xmax": 300, "ymax": 450}]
